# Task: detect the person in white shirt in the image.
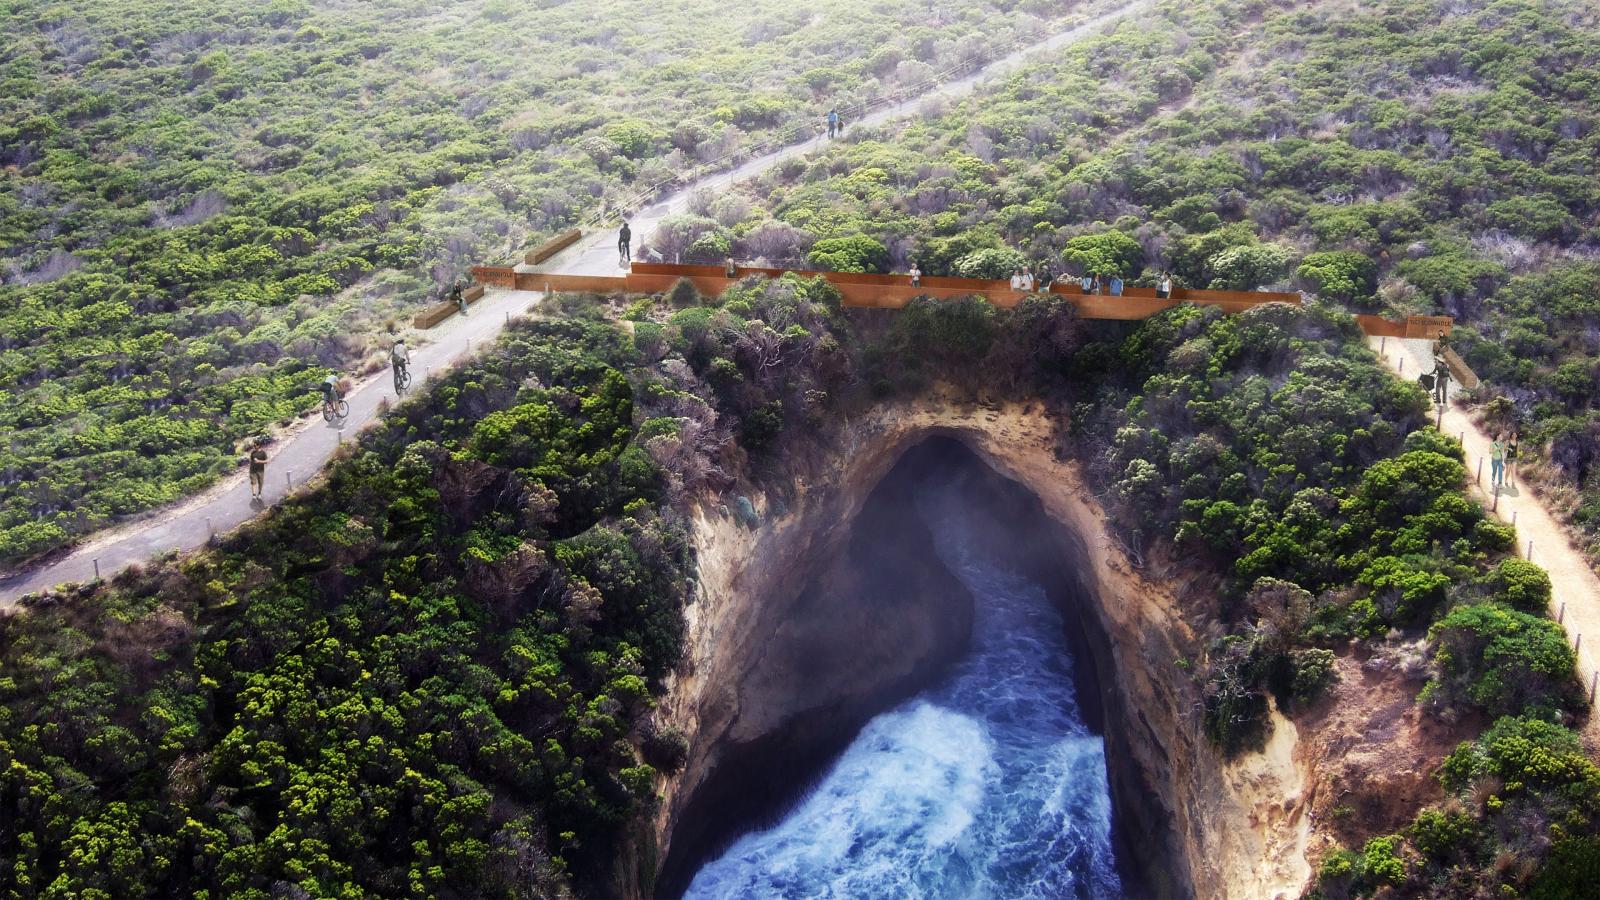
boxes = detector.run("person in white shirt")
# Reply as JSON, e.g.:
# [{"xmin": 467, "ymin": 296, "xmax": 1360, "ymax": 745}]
[
  {"xmin": 1009, "ymin": 270, "xmax": 1023, "ymax": 290},
  {"xmin": 908, "ymin": 264, "xmax": 921, "ymax": 287}
]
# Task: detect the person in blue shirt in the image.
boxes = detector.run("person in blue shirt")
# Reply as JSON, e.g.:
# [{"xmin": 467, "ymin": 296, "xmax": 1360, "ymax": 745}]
[
  {"xmin": 1080, "ymin": 273, "xmax": 1094, "ymax": 293},
  {"xmin": 827, "ymin": 107, "xmax": 840, "ymax": 139},
  {"xmin": 1109, "ymin": 275, "xmax": 1124, "ymax": 296}
]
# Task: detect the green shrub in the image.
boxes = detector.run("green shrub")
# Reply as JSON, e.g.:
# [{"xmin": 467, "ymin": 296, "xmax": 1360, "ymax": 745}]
[
  {"xmin": 1427, "ymin": 604, "xmax": 1577, "ymax": 716},
  {"xmin": 808, "ymin": 235, "xmax": 888, "ymax": 273},
  {"xmin": 1061, "ymin": 230, "xmax": 1143, "ymax": 278},
  {"xmin": 1486, "ymin": 558, "xmax": 1553, "ymax": 613},
  {"xmin": 1296, "ymin": 251, "xmax": 1377, "ymax": 303}
]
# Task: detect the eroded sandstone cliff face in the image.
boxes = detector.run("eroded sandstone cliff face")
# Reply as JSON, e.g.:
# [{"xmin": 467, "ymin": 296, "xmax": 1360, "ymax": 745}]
[{"xmin": 639, "ymin": 400, "xmax": 1317, "ymax": 899}]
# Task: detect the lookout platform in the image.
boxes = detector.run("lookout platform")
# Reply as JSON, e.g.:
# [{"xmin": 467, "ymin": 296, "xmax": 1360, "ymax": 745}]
[{"xmin": 469, "ymin": 260, "xmax": 1450, "ymax": 336}]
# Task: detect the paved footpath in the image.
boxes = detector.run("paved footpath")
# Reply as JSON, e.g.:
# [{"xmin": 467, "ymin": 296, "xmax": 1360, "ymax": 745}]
[
  {"xmin": 0, "ymin": 0, "xmax": 1151, "ymax": 607},
  {"xmin": 1375, "ymin": 337, "xmax": 1600, "ymax": 747}
]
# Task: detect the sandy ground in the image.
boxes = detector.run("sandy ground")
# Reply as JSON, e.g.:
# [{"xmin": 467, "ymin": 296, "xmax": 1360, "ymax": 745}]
[{"xmin": 1373, "ymin": 336, "xmax": 1600, "ymax": 748}]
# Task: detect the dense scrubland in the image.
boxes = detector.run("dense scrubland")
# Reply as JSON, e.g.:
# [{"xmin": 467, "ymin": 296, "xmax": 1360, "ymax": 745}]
[
  {"xmin": 1, "ymin": 273, "xmax": 1592, "ymax": 896},
  {"xmin": 4, "ymin": 0, "xmax": 1600, "ymax": 895},
  {"xmin": 0, "ymin": 0, "xmax": 1085, "ymax": 566},
  {"xmin": 706, "ymin": 0, "xmax": 1600, "ymax": 567}
]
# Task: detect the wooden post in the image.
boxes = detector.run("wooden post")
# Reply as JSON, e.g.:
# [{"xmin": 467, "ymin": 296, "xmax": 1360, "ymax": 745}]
[
  {"xmin": 93, "ymin": 558, "xmax": 100, "ymax": 579},
  {"xmin": 1560, "ymin": 602, "xmax": 1567, "ymax": 624},
  {"xmin": 1576, "ymin": 634, "xmax": 1582, "ymax": 655},
  {"xmin": 286, "ymin": 471, "xmax": 292, "ymax": 490},
  {"xmin": 1528, "ymin": 539, "xmax": 1534, "ymax": 560},
  {"xmin": 1512, "ymin": 510, "xmax": 1518, "ymax": 526},
  {"xmin": 206, "ymin": 517, "xmax": 213, "ymax": 537},
  {"xmin": 1476, "ymin": 457, "xmax": 1482, "ymax": 485},
  {"xmin": 1491, "ymin": 485, "xmax": 1499, "ymax": 513},
  {"xmin": 1380, "ymin": 336, "xmax": 1387, "ymax": 354},
  {"xmin": 1589, "ymin": 671, "xmax": 1597, "ymax": 706}
]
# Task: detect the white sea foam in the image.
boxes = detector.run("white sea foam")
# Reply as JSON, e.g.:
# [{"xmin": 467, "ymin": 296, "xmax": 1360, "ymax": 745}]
[{"xmin": 686, "ymin": 473, "xmax": 1123, "ymax": 898}]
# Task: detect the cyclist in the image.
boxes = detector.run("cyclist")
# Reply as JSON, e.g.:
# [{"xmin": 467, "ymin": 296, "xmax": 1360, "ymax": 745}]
[
  {"xmin": 391, "ymin": 338, "xmax": 410, "ymax": 384},
  {"xmin": 321, "ymin": 374, "xmax": 342, "ymax": 410}
]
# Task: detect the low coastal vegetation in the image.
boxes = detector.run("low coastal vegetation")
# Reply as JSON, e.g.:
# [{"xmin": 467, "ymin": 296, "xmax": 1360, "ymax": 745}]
[
  {"xmin": 710, "ymin": 0, "xmax": 1600, "ymax": 568},
  {"xmin": 0, "ymin": 0, "xmax": 1082, "ymax": 565},
  {"xmin": 2, "ymin": 277, "xmax": 1589, "ymax": 896}
]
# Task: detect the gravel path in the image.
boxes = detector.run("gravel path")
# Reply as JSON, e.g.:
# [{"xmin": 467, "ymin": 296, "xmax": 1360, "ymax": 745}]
[{"xmin": 1375, "ymin": 337, "xmax": 1600, "ymax": 747}]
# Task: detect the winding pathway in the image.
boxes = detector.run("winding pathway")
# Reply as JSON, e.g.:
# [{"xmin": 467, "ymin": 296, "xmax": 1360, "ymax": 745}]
[
  {"xmin": 1373, "ymin": 337, "xmax": 1600, "ymax": 747},
  {"xmin": 0, "ymin": 0, "xmax": 1153, "ymax": 606}
]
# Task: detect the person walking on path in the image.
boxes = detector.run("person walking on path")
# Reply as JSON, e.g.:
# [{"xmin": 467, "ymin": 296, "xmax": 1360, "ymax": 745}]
[
  {"xmin": 1491, "ymin": 434, "xmax": 1507, "ymax": 489},
  {"xmin": 827, "ymin": 107, "xmax": 841, "ymax": 139},
  {"xmin": 1432, "ymin": 345, "xmax": 1451, "ymax": 405},
  {"xmin": 1506, "ymin": 432, "xmax": 1520, "ymax": 485},
  {"xmin": 618, "ymin": 221, "xmax": 632, "ymax": 267},
  {"xmin": 247, "ymin": 440, "xmax": 270, "ymax": 500}
]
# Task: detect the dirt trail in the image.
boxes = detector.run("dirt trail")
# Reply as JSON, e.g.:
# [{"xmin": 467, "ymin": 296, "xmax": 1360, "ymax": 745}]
[
  {"xmin": 0, "ymin": 0, "xmax": 1153, "ymax": 607},
  {"xmin": 1373, "ymin": 337, "xmax": 1600, "ymax": 747}
]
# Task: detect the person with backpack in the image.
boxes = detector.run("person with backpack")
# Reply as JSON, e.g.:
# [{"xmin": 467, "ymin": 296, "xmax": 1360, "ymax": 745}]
[
  {"xmin": 618, "ymin": 221, "xmax": 632, "ymax": 267},
  {"xmin": 247, "ymin": 440, "xmax": 270, "ymax": 500}
]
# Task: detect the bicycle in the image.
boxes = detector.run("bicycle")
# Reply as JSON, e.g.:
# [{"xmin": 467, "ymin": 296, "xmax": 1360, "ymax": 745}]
[
  {"xmin": 322, "ymin": 395, "xmax": 350, "ymax": 422},
  {"xmin": 393, "ymin": 363, "xmax": 412, "ymax": 393}
]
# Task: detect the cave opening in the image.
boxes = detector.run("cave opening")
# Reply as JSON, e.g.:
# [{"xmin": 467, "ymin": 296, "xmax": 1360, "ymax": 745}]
[{"xmin": 658, "ymin": 436, "xmax": 1167, "ymax": 897}]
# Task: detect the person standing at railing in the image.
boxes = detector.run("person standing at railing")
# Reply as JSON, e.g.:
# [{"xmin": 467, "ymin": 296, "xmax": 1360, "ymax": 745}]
[
  {"xmin": 908, "ymin": 263, "xmax": 922, "ymax": 288},
  {"xmin": 1109, "ymin": 274, "xmax": 1124, "ymax": 297},
  {"xmin": 827, "ymin": 107, "xmax": 840, "ymax": 139},
  {"xmin": 1157, "ymin": 271, "xmax": 1173, "ymax": 299},
  {"xmin": 618, "ymin": 221, "xmax": 632, "ymax": 268}
]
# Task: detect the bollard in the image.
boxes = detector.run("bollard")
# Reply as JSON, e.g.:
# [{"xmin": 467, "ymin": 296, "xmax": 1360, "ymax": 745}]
[
  {"xmin": 1590, "ymin": 671, "xmax": 1598, "ymax": 706},
  {"xmin": 93, "ymin": 558, "xmax": 100, "ymax": 579},
  {"xmin": 1560, "ymin": 602, "xmax": 1567, "ymax": 624},
  {"xmin": 286, "ymin": 470, "xmax": 292, "ymax": 490},
  {"xmin": 1512, "ymin": 510, "xmax": 1518, "ymax": 526},
  {"xmin": 505, "ymin": 311, "xmax": 510, "ymax": 324},
  {"xmin": 1576, "ymin": 634, "xmax": 1582, "ymax": 655},
  {"xmin": 1476, "ymin": 457, "xmax": 1482, "ymax": 485},
  {"xmin": 1460, "ymin": 431, "xmax": 1465, "ymax": 444},
  {"xmin": 1528, "ymin": 539, "xmax": 1534, "ymax": 560}
]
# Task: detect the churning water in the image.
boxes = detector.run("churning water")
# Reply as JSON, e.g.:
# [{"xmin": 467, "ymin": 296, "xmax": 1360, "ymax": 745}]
[{"xmin": 685, "ymin": 475, "xmax": 1122, "ymax": 899}]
